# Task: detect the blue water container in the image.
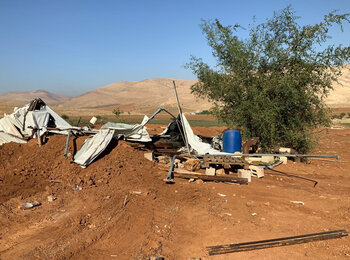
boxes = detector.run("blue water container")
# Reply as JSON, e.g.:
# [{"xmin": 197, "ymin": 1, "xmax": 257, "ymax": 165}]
[{"xmin": 223, "ymin": 129, "xmax": 242, "ymax": 153}]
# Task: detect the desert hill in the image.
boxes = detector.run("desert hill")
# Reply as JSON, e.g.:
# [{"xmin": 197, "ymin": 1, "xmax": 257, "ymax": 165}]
[
  {"xmin": 62, "ymin": 78, "xmax": 211, "ymax": 113},
  {"xmin": 325, "ymin": 64, "xmax": 350, "ymax": 107},
  {"xmin": 1, "ymin": 66, "xmax": 349, "ymax": 113},
  {"xmin": 63, "ymin": 66, "xmax": 350, "ymax": 113},
  {"xmin": 0, "ymin": 90, "xmax": 71, "ymax": 106}
]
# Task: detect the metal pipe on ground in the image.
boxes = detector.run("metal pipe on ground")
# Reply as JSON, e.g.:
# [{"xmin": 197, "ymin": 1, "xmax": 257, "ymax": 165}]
[
  {"xmin": 207, "ymin": 230, "xmax": 348, "ymax": 255},
  {"xmin": 229, "ymin": 153, "xmax": 340, "ymax": 159}
]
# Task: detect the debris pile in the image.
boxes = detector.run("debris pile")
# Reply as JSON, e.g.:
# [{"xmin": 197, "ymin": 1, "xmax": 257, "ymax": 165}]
[
  {"xmin": 0, "ymin": 98, "xmax": 71, "ymax": 145},
  {"xmin": 0, "ymin": 88, "xmax": 349, "ymax": 258}
]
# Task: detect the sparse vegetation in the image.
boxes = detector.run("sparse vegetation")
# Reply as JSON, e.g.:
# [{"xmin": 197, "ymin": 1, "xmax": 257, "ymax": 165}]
[
  {"xmin": 112, "ymin": 107, "xmax": 122, "ymax": 120},
  {"xmin": 187, "ymin": 6, "xmax": 350, "ymax": 153},
  {"xmin": 332, "ymin": 112, "xmax": 348, "ymax": 119},
  {"xmin": 197, "ymin": 110, "xmax": 211, "ymax": 115},
  {"xmin": 61, "ymin": 114, "xmax": 69, "ymax": 120}
]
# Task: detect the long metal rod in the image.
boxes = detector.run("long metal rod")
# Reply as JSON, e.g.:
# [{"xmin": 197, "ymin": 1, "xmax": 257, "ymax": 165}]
[
  {"xmin": 173, "ymin": 80, "xmax": 191, "ymax": 156},
  {"xmin": 307, "ymin": 157, "xmax": 341, "ymax": 162},
  {"xmin": 207, "ymin": 153, "xmax": 340, "ymax": 159},
  {"xmin": 207, "ymin": 230, "xmax": 348, "ymax": 255},
  {"xmin": 164, "ymin": 155, "xmax": 178, "ymax": 183},
  {"xmin": 266, "ymin": 168, "xmax": 319, "ymax": 187}
]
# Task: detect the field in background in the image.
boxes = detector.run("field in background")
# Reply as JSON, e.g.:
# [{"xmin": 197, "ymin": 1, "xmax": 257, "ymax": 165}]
[
  {"xmin": 1, "ymin": 101, "xmax": 350, "ymax": 128},
  {"xmin": 64, "ymin": 114, "xmax": 227, "ymax": 127}
]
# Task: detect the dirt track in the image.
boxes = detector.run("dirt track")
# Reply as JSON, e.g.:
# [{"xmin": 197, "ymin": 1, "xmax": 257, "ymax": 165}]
[{"xmin": 0, "ymin": 127, "xmax": 349, "ymax": 259}]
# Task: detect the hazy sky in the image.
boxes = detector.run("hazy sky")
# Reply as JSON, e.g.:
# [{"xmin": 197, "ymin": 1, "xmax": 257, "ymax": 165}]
[{"xmin": 1, "ymin": 0, "xmax": 349, "ymax": 96}]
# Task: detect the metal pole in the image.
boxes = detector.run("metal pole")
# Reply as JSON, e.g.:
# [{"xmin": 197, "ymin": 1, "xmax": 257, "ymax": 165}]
[
  {"xmin": 164, "ymin": 155, "xmax": 177, "ymax": 183},
  {"xmin": 207, "ymin": 230, "xmax": 348, "ymax": 255},
  {"xmin": 208, "ymin": 153, "xmax": 340, "ymax": 159},
  {"xmin": 173, "ymin": 80, "xmax": 191, "ymax": 155},
  {"xmin": 64, "ymin": 130, "xmax": 72, "ymax": 157}
]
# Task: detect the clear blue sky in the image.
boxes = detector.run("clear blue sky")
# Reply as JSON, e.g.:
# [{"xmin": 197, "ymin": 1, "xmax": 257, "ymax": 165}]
[{"xmin": 0, "ymin": 0, "xmax": 349, "ymax": 96}]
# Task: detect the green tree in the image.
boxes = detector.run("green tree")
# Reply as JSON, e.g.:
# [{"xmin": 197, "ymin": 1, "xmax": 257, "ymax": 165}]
[
  {"xmin": 187, "ymin": 6, "xmax": 350, "ymax": 153},
  {"xmin": 112, "ymin": 107, "xmax": 122, "ymax": 119}
]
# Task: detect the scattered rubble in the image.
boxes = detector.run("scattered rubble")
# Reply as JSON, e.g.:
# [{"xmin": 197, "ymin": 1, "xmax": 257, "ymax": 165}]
[{"xmin": 0, "ymin": 86, "xmax": 347, "ymax": 259}]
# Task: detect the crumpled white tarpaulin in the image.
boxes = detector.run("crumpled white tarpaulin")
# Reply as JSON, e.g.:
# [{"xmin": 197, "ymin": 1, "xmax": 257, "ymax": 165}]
[
  {"xmin": 0, "ymin": 100, "xmax": 72, "ymax": 145},
  {"xmin": 73, "ymin": 116, "xmax": 152, "ymax": 167},
  {"xmin": 73, "ymin": 129, "xmax": 116, "ymax": 168},
  {"xmin": 181, "ymin": 113, "xmax": 229, "ymax": 155}
]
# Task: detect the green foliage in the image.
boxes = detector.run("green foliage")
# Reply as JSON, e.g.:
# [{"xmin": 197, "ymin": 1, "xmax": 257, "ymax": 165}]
[
  {"xmin": 112, "ymin": 107, "xmax": 122, "ymax": 119},
  {"xmin": 332, "ymin": 112, "xmax": 348, "ymax": 119},
  {"xmin": 341, "ymin": 123, "xmax": 350, "ymax": 127},
  {"xmin": 187, "ymin": 6, "xmax": 350, "ymax": 153},
  {"xmin": 197, "ymin": 110, "xmax": 211, "ymax": 115},
  {"xmin": 61, "ymin": 114, "xmax": 69, "ymax": 120},
  {"xmin": 331, "ymin": 114, "xmax": 338, "ymax": 119}
]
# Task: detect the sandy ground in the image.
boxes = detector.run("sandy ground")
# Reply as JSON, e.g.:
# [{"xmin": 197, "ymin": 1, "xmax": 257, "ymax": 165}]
[{"xmin": 0, "ymin": 126, "xmax": 349, "ymax": 259}]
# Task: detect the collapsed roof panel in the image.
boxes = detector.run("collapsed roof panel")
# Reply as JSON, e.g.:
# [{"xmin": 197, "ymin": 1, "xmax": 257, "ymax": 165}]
[
  {"xmin": 73, "ymin": 129, "xmax": 116, "ymax": 167},
  {"xmin": 0, "ymin": 131, "xmax": 27, "ymax": 146},
  {"xmin": 0, "ymin": 117, "xmax": 23, "ymax": 138},
  {"xmin": 0, "ymin": 98, "xmax": 72, "ymax": 145}
]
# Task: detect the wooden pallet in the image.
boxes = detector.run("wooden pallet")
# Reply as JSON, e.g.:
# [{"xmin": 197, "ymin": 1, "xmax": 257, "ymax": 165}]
[{"xmin": 203, "ymin": 154, "xmax": 248, "ymax": 168}]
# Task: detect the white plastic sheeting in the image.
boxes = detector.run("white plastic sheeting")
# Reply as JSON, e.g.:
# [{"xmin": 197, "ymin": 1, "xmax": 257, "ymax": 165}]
[
  {"xmin": 181, "ymin": 113, "xmax": 228, "ymax": 155},
  {"xmin": 44, "ymin": 106, "xmax": 72, "ymax": 134},
  {"xmin": 101, "ymin": 115, "xmax": 151, "ymax": 142},
  {"xmin": 73, "ymin": 117, "xmax": 152, "ymax": 167},
  {"xmin": 0, "ymin": 132, "xmax": 27, "ymax": 146},
  {"xmin": 73, "ymin": 129, "xmax": 116, "ymax": 167},
  {"xmin": 25, "ymin": 111, "xmax": 50, "ymax": 136},
  {"xmin": 0, "ymin": 117, "xmax": 23, "ymax": 138},
  {"xmin": 0, "ymin": 100, "xmax": 72, "ymax": 145},
  {"xmin": 181, "ymin": 114, "xmax": 219, "ymax": 155}
]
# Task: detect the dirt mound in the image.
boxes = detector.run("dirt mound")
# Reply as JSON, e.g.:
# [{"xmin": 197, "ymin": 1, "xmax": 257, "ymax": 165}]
[{"xmin": 1, "ymin": 129, "xmax": 350, "ymax": 259}]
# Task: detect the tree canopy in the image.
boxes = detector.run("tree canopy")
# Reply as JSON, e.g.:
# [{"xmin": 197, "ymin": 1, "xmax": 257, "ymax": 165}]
[{"xmin": 187, "ymin": 6, "xmax": 350, "ymax": 153}]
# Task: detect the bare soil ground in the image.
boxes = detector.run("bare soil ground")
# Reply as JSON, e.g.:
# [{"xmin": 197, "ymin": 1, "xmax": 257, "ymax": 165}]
[{"xmin": 0, "ymin": 127, "xmax": 349, "ymax": 259}]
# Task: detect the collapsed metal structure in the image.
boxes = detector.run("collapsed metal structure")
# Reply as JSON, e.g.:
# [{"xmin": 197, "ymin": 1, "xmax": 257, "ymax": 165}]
[{"xmin": 0, "ymin": 83, "xmax": 340, "ymax": 183}]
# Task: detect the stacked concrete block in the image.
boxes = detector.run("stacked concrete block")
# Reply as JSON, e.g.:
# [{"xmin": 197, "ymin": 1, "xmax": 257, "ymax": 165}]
[
  {"xmin": 249, "ymin": 165, "xmax": 264, "ymax": 178},
  {"xmin": 278, "ymin": 156, "xmax": 288, "ymax": 164},
  {"xmin": 238, "ymin": 169, "xmax": 251, "ymax": 182}
]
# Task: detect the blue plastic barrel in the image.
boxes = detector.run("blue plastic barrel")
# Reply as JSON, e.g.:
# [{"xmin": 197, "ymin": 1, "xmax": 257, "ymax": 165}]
[{"xmin": 223, "ymin": 129, "xmax": 242, "ymax": 153}]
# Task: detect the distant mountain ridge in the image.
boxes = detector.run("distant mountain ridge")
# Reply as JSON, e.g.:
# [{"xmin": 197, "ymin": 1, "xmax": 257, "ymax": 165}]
[
  {"xmin": 0, "ymin": 90, "xmax": 71, "ymax": 106},
  {"xmin": 62, "ymin": 78, "xmax": 211, "ymax": 113},
  {"xmin": 1, "ymin": 67, "xmax": 349, "ymax": 112}
]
